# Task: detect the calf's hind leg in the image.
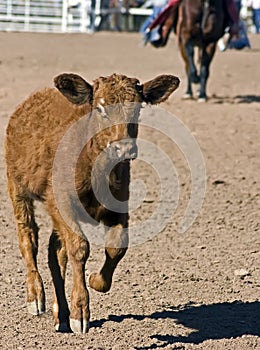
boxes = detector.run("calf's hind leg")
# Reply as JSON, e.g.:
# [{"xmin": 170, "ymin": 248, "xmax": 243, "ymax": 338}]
[
  {"xmin": 8, "ymin": 179, "xmax": 45, "ymax": 315},
  {"xmin": 48, "ymin": 230, "xmax": 70, "ymax": 332}
]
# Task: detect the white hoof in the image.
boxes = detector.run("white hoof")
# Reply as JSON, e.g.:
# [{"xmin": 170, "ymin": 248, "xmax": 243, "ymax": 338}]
[
  {"xmin": 55, "ymin": 323, "xmax": 71, "ymax": 333},
  {"xmin": 182, "ymin": 93, "xmax": 193, "ymax": 100},
  {"xmin": 27, "ymin": 300, "xmax": 45, "ymax": 315},
  {"xmin": 82, "ymin": 319, "xmax": 89, "ymax": 334},
  {"xmin": 70, "ymin": 318, "xmax": 89, "ymax": 334},
  {"xmin": 197, "ymin": 97, "xmax": 207, "ymax": 103}
]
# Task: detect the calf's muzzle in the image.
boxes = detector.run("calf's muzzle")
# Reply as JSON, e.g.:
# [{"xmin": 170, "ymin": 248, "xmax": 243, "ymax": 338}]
[{"xmin": 107, "ymin": 139, "xmax": 138, "ymax": 161}]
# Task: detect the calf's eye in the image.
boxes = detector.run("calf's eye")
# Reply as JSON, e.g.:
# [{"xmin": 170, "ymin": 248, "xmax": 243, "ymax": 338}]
[{"xmin": 96, "ymin": 104, "xmax": 108, "ymax": 119}]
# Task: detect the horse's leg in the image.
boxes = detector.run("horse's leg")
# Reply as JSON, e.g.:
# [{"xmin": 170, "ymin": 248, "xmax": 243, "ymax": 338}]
[
  {"xmin": 8, "ymin": 178, "xmax": 45, "ymax": 315},
  {"xmin": 198, "ymin": 42, "xmax": 216, "ymax": 101},
  {"xmin": 89, "ymin": 216, "xmax": 128, "ymax": 293},
  {"xmin": 179, "ymin": 38, "xmax": 193, "ymax": 98},
  {"xmin": 185, "ymin": 39, "xmax": 200, "ymax": 84},
  {"xmin": 48, "ymin": 229, "xmax": 70, "ymax": 332}
]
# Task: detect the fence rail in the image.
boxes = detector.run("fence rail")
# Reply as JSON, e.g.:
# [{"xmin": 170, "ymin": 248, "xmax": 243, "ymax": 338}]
[
  {"xmin": 0, "ymin": 0, "xmax": 152, "ymax": 33},
  {"xmin": 0, "ymin": 1, "xmax": 254, "ymax": 34}
]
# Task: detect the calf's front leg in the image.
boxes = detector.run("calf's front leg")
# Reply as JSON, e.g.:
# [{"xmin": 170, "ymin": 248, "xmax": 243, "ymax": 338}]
[
  {"xmin": 48, "ymin": 205, "xmax": 90, "ymax": 333},
  {"xmin": 67, "ymin": 232, "xmax": 90, "ymax": 333},
  {"xmin": 89, "ymin": 220, "xmax": 128, "ymax": 293},
  {"xmin": 48, "ymin": 230, "xmax": 70, "ymax": 332}
]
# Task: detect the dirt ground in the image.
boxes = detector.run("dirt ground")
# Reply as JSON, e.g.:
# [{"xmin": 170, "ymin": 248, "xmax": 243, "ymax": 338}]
[{"xmin": 0, "ymin": 31, "xmax": 259, "ymax": 350}]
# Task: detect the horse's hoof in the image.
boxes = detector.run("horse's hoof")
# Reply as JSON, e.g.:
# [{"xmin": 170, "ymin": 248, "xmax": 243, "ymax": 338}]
[
  {"xmin": 197, "ymin": 97, "xmax": 207, "ymax": 103},
  {"xmin": 182, "ymin": 93, "xmax": 193, "ymax": 100}
]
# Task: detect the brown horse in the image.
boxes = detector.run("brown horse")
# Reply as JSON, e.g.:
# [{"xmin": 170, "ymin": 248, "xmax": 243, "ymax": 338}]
[{"xmin": 177, "ymin": 0, "xmax": 226, "ymax": 101}]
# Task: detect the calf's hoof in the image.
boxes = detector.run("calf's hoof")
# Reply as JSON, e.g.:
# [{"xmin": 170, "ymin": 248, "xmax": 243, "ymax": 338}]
[
  {"xmin": 88, "ymin": 272, "xmax": 111, "ymax": 293},
  {"xmin": 27, "ymin": 299, "xmax": 45, "ymax": 315},
  {"xmin": 69, "ymin": 290, "xmax": 90, "ymax": 333},
  {"xmin": 26, "ymin": 271, "xmax": 45, "ymax": 315},
  {"xmin": 55, "ymin": 322, "xmax": 72, "ymax": 333},
  {"xmin": 70, "ymin": 318, "xmax": 89, "ymax": 334}
]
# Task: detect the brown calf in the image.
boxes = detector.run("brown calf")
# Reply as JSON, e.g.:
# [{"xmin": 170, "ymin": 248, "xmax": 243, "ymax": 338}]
[{"xmin": 5, "ymin": 73, "xmax": 179, "ymax": 333}]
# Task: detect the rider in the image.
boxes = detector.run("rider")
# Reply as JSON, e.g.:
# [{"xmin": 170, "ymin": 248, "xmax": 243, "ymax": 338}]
[{"xmin": 144, "ymin": 0, "xmax": 240, "ymax": 46}]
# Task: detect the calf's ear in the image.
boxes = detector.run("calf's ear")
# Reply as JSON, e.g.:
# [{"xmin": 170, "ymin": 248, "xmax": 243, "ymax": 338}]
[
  {"xmin": 54, "ymin": 73, "xmax": 93, "ymax": 105},
  {"xmin": 142, "ymin": 75, "xmax": 180, "ymax": 104}
]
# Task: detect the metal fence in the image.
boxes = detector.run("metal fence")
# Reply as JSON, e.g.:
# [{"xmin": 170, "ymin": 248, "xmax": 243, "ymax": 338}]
[
  {"xmin": 0, "ymin": 0, "xmax": 152, "ymax": 33},
  {"xmin": 0, "ymin": 1, "xmax": 254, "ymax": 34}
]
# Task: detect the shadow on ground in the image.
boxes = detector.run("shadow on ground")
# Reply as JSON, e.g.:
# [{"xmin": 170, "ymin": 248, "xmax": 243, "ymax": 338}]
[
  {"xmin": 211, "ymin": 94, "xmax": 260, "ymax": 104},
  {"xmin": 234, "ymin": 95, "xmax": 260, "ymax": 103},
  {"xmin": 91, "ymin": 301, "xmax": 260, "ymax": 348}
]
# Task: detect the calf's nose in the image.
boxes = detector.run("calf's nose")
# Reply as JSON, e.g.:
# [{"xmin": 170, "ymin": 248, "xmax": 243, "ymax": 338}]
[
  {"xmin": 113, "ymin": 140, "xmax": 138, "ymax": 160},
  {"xmin": 127, "ymin": 143, "xmax": 138, "ymax": 160}
]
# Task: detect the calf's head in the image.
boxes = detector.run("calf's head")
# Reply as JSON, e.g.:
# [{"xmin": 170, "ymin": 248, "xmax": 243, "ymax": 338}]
[{"xmin": 54, "ymin": 73, "xmax": 180, "ymax": 162}]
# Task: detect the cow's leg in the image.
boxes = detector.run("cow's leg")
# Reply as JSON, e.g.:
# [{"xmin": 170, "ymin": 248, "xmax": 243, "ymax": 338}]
[
  {"xmin": 48, "ymin": 230, "xmax": 70, "ymax": 332},
  {"xmin": 89, "ymin": 216, "xmax": 128, "ymax": 293},
  {"xmin": 8, "ymin": 178, "xmax": 45, "ymax": 315},
  {"xmin": 47, "ymin": 196, "xmax": 90, "ymax": 334},
  {"xmin": 66, "ymin": 232, "xmax": 90, "ymax": 334},
  {"xmin": 179, "ymin": 37, "xmax": 193, "ymax": 98},
  {"xmin": 198, "ymin": 42, "xmax": 216, "ymax": 101}
]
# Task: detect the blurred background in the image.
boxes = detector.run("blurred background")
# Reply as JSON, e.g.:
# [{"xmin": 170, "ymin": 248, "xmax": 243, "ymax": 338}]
[{"xmin": 0, "ymin": 0, "xmax": 258, "ymax": 34}]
